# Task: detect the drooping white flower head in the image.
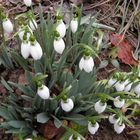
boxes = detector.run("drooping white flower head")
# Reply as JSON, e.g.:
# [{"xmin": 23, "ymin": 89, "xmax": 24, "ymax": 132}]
[
  {"xmin": 21, "ymin": 41, "xmax": 31, "ymax": 59},
  {"xmin": 94, "ymin": 100, "xmax": 107, "ymax": 114},
  {"xmin": 68, "ymin": 135, "xmax": 81, "ymax": 140},
  {"xmin": 134, "ymin": 83, "xmax": 140, "ymax": 96},
  {"xmin": 23, "ymin": 0, "xmax": 32, "ymax": 7},
  {"xmin": 37, "ymin": 85, "xmax": 50, "ymax": 99},
  {"xmin": 53, "ymin": 38, "xmax": 65, "ymax": 54},
  {"xmin": 88, "ymin": 121, "xmax": 99, "ymax": 135},
  {"xmin": 124, "ymin": 80, "xmax": 132, "ymax": 92},
  {"xmin": 114, "ymin": 122, "xmax": 125, "ymax": 134},
  {"xmin": 2, "ymin": 18, "xmax": 13, "ymax": 34},
  {"xmin": 61, "ymin": 98, "xmax": 74, "ymax": 112},
  {"xmin": 109, "ymin": 114, "xmax": 119, "ymax": 124},
  {"xmin": 29, "ymin": 19, "xmax": 38, "ymax": 31},
  {"xmin": 114, "ymin": 96, "xmax": 125, "ymax": 108},
  {"xmin": 115, "ymin": 81, "xmax": 125, "ymax": 91},
  {"xmin": 108, "ymin": 78, "xmax": 117, "ymax": 87},
  {"xmin": 70, "ymin": 18, "xmax": 78, "ymax": 33},
  {"xmin": 79, "ymin": 56, "xmax": 94, "ymax": 73},
  {"xmin": 56, "ymin": 20, "xmax": 66, "ymax": 38},
  {"xmin": 18, "ymin": 26, "xmax": 32, "ymax": 41},
  {"xmin": 30, "ymin": 41, "xmax": 43, "ymax": 60},
  {"xmin": 25, "ymin": 138, "xmax": 32, "ymax": 140}
]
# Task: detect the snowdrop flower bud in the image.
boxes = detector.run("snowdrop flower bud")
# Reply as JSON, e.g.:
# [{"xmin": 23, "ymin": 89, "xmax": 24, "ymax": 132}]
[
  {"xmin": 88, "ymin": 121, "xmax": 99, "ymax": 135},
  {"xmin": 25, "ymin": 138, "xmax": 32, "ymax": 140},
  {"xmin": 114, "ymin": 122, "xmax": 125, "ymax": 134},
  {"xmin": 79, "ymin": 56, "xmax": 94, "ymax": 73},
  {"xmin": 30, "ymin": 41, "xmax": 43, "ymax": 60},
  {"xmin": 70, "ymin": 18, "xmax": 78, "ymax": 33},
  {"xmin": 29, "ymin": 19, "xmax": 38, "ymax": 30},
  {"xmin": 109, "ymin": 114, "xmax": 119, "ymax": 124},
  {"xmin": 2, "ymin": 18, "xmax": 13, "ymax": 34},
  {"xmin": 108, "ymin": 78, "xmax": 117, "ymax": 87},
  {"xmin": 53, "ymin": 38, "xmax": 65, "ymax": 54},
  {"xmin": 61, "ymin": 98, "xmax": 74, "ymax": 112},
  {"xmin": 134, "ymin": 83, "xmax": 140, "ymax": 96},
  {"xmin": 114, "ymin": 96, "xmax": 125, "ymax": 108},
  {"xmin": 21, "ymin": 41, "xmax": 30, "ymax": 59},
  {"xmin": 94, "ymin": 100, "xmax": 107, "ymax": 114},
  {"xmin": 115, "ymin": 81, "xmax": 125, "ymax": 91},
  {"xmin": 68, "ymin": 135, "xmax": 81, "ymax": 140},
  {"xmin": 23, "ymin": 0, "xmax": 32, "ymax": 7},
  {"xmin": 37, "ymin": 85, "xmax": 50, "ymax": 99},
  {"xmin": 56, "ymin": 20, "xmax": 66, "ymax": 38}
]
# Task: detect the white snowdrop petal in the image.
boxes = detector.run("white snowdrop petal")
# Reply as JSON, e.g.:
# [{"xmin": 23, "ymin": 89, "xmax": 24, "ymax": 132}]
[
  {"xmin": 29, "ymin": 19, "xmax": 38, "ymax": 30},
  {"xmin": 53, "ymin": 38, "xmax": 65, "ymax": 54},
  {"xmin": 79, "ymin": 57, "xmax": 84, "ymax": 71},
  {"xmin": 25, "ymin": 138, "xmax": 32, "ymax": 140},
  {"xmin": 56, "ymin": 21, "xmax": 66, "ymax": 38},
  {"xmin": 115, "ymin": 82, "xmax": 125, "ymax": 91},
  {"xmin": 114, "ymin": 122, "xmax": 125, "ymax": 134},
  {"xmin": 70, "ymin": 19, "xmax": 78, "ymax": 33},
  {"xmin": 88, "ymin": 122, "xmax": 99, "ymax": 135},
  {"xmin": 18, "ymin": 27, "xmax": 32, "ymax": 40},
  {"xmin": 61, "ymin": 98, "xmax": 74, "ymax": 112},
  {"xmin": 114, "ymin": 96, "xmax": 125, "ymax": 108},
  {"xmin": 21, "ymin": 42, "xmax": 30, "ymax": 59},
  {"xmin": 83, "ymin": 57, "xmax": 94, "ymax": 73},
  {"xmin": 124, "ymin": 79, "xmax": 129, "ymax": 86},
  {"xmin": 109, "ymin": 114, "xmax": 119, "ymax": 124},
  {"xmin": 95, "ymin": 100, "xmax": 107, "ymax": 114},
  {"xmin": 37, "ymin": 85, "xmax": 50, "ymax": 99},
  {"xmin": 68, "ymin": 135, "xmax": 73, "ymax": 140},
  {"xmin": 124, "ymin": 83, "xmax": 132, "ymax": 92},
  {"xmin": 23, "ymin": 0, "xmax": 32, "ymax": 7},
  {"xmin": 30, "ymin": 42, "xmax": 43, "ymax": 60},
  {"xmin": 134, "ymin": 84, "xmax": 140, "ymax": 95},
  {"xmin": 108, "ymin": 78, "xmax": 117, "ymax": 87},
  {"xmin": 68, "ymin": 135, "xmax": 81, "ymax": 140},
  {"xmin": 2, "ymin": 19, "xmax": 13, "ymax": 34}
]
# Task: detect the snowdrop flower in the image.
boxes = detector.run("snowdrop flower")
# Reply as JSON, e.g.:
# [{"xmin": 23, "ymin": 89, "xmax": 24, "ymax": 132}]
[
  {"xmin": 56, "ymin": 20, "xmax": 66, "ymax": 38},
  {"xmin": 108, "ymin": 78, "xmax": 117, "ymax": 87},
  {"xmin": 70, "ymin": 18, "xmax": 78, "ymax": 33},
  {"xmin": 18, "ymin": 27, "xmax": 32, "ymax": 40},
  {"xmin": 114, "ymin": 122, "xmax": 125, "ymax": 134},
  {"xmin": 25, "ymin": 138, "xmax": 32, "ymax": 140},
  {"xmin": 2, "ymin": 18, "xmax": 13, "ymax": 34},
  {"xmin": 29, "ymin": 19, "xmax": 38, "ymax": 30},
  {"xmin": 68, "ymin": 135, "xmax": 81, "ymax": 140},
  {"xmin": 88, "ymin": 121, "xmax": 99, "ymax": 135},
  {"xmin": 53, "ymin": 38, "xmax": 65, "ymax": 54},
  {"xmin": 114, "ymin": 96, "xmax": 125, "ymax": 108},
  {"xmin": 79, "ymin": 56, "xmax": 94, "ymax": 73},
  {"xmin": 37, "ymin": 85, "xmax": 50, "ymax": 99},
  {"xmin": 124, "ymin": 80, "xmax": 132, "ymax": 92},
  {"xmin": 115, "ymin": 81, "xmax": 125, "ymax": 91},
  {"xmin": 134, "ymin": 83, "xmax": 140, "ymax": 96},
  {"xmin": 23, "ymin": 0, "xmax": 32, "ymax": 7},
  {"xmin": 21, "ymin": 41, "xmax": 30, "ymax": 59},
  {"xmin": 94, "ymin": 100, "xmax": 107, "ymax": 114},
  {"xmin": 61, "ymin": 98, "xmax": 74, "ymax": 112},
  {"xmin": 30, "ymin": 40, "xmax": 43, "ymax": 60},
  {"xmin": 109, "ymin": 114, "xmax": 119, "ymax": 124}
]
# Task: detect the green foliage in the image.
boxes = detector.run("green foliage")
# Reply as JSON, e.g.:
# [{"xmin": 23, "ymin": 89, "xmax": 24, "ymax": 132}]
[{"xmin": 0, "ymin": 2, "xmax": 140, "ymax": 140}]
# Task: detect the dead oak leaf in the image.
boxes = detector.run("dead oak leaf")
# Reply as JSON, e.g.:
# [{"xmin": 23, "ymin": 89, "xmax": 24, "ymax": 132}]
[{"xmin": 110, "ymin": 33, "xmax": 138, "ymax": 66}]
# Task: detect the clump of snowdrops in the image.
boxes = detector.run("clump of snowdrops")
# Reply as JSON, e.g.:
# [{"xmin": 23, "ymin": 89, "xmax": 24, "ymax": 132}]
[{"xmin": 0, "ymin": 0, "xmax": 140, "ymax": 139}]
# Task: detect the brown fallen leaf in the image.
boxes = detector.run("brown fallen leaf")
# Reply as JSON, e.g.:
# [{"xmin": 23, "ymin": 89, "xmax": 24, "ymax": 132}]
[
  {"xmin": 39, "ymin": 120, "xmax": 66, "ymax": 140},
  {"xmin": 110, "ymin": 33, "xmax": 138, "ymax": 66}
]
